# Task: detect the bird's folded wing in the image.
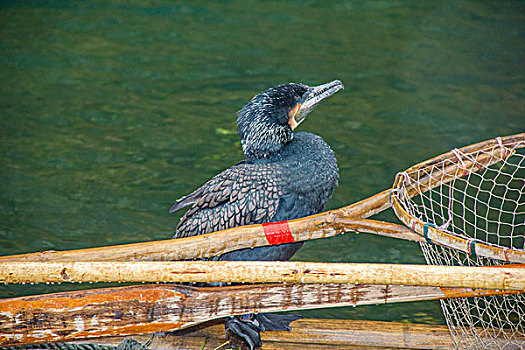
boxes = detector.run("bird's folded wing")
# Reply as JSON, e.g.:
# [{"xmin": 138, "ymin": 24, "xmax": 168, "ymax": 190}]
[{"xmin": 172, "ymin": 163, "xmax": 287, "ymax": 239}]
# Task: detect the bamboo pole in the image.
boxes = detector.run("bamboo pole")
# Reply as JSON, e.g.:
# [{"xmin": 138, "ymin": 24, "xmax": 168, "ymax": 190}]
[
  {"xmin": 89, "ymin": 318, "xmax": 525, "ymax": 350},
  {"xmin": 0, "ymin": 216, "xmax": 417, "ymax": 262},
  {"xmin": 402, "ymin": 133, "xmax": 524, "ymax": 177},
  {"xmin": 0, "ymin": 282, "xmax": 519, "ymax": 346},
  {"xmin": 1, "ymin": 261, "xmax": 524, "ymax": 290},
  {"xmin": 71, "ymin": 319, "xmax": 459, "ymax": 350}
]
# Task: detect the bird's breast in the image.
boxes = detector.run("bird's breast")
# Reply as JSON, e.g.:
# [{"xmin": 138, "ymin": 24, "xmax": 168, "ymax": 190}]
[{"xmin": 271, "ymin": 132, "xmax": 339, "ymax": 215}]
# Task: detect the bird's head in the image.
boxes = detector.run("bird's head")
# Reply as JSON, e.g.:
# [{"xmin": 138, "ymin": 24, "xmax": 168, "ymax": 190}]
[{"xmin": 237, "ymin": 80, "xmax": 344, "ymax": 160}]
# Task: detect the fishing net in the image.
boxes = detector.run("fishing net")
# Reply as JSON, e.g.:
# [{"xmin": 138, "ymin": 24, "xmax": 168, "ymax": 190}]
[{"xmin": 392, "ymin": 136, "xmax": 525, "ymax": 349}]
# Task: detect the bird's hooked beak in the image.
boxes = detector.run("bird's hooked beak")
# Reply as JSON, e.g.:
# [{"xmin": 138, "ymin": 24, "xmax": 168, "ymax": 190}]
[{"xmin": 288, "ymin": 80, "xmax": 344, "ymax": 130}]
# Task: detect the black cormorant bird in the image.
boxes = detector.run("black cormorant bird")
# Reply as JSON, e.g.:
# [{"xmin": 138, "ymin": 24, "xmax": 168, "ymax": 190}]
[{"xmin": 170, "ymin": 80, "xmax": 343, "ymax": 349}]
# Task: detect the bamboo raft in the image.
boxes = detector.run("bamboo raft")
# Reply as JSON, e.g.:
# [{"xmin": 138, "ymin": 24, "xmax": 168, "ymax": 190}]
[{"xmin": 1, "ymin": 134, "xmax": 524, "ymax": 348}]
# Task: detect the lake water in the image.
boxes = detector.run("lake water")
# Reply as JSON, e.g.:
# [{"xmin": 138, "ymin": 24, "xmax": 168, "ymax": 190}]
[{"xmin": 0, "ymin": 0, "xmax": 523, "ymax": 326}]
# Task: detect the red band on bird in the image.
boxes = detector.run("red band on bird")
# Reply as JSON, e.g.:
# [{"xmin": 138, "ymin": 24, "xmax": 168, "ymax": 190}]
[{"xmin": 262, "ymin": 221, "xmax": 294, "ymax": 245}]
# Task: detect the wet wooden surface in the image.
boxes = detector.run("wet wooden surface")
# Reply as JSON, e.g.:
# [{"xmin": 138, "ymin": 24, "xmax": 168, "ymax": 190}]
[
  {"xmin": 72, "ymin": 318, "xmax": 457, "ymax": 350},
  {"xmin": 1, "ymin": 282, "xmax": 520, "ymax": 346}
]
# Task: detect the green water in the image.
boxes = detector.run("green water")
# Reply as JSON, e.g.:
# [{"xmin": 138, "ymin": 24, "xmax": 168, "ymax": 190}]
[{"xmin": 0, "ymin": 0, "xmax": 523, "ymax": 325}]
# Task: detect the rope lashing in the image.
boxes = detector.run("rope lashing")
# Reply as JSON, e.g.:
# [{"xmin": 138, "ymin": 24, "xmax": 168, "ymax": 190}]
[{"xmin": 423, "ymin": 223, "xmax": 436, "ymax": 245}]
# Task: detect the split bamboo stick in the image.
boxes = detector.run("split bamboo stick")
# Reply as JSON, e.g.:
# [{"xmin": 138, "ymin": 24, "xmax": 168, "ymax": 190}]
[
  {"xmin": 0, "ymin": 282, "xmax": 519, "ymax": 346},
  {"xmin": 0, "ymin": 216, "xmax": 415, "ymax": 263},
  {"xmin": 1, "ymin": 261, "xmax": 524, "ymax": 290}
]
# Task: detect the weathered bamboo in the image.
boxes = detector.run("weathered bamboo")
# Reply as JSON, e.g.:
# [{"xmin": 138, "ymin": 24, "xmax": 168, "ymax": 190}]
[
  {"xmin": 0, "ymin": 282, "xmax": 519, "ymax": 346},
  {"xmin": 72, "ymin": 319, "xmax": 459, "ymax": 350},
  {"xmin": 392, "ymin": 197, "xmax": 525, "ymax": 263},
  {"xmin": 394, "ymin": 147, "xmax": 510, "ymax": 199},
  {"xmin": 89, "ymin": 318, "xmax": 525, "ymax": 350},
  {"xmin": 0, "ymin": 217, "xmax": 415, "ymax": 262},
  {"xmin": 1, "ymin": 261, "xmax": 524, "ymax": 290},
  {"xmin": 401, "ymin": 133, "xmax": 524, "ymax": 176}
]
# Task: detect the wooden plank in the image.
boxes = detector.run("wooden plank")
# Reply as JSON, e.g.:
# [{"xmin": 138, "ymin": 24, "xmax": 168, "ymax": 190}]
[
  {"xmin": 72, "ymin": 319, "xmax": 456, "ymax": 349},
  {"xmin": 0, "ymin": 283, "xmax": 519, "ymax": 346},
  {"xmin": 1, "ymin": 261, "xmax": 524, "ymax": 291}
]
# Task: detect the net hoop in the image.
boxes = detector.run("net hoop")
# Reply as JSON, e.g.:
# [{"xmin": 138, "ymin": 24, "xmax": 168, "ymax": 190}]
[{"xmin": 391, "ymin": 133, "xmax": 525, "ymax": 263}]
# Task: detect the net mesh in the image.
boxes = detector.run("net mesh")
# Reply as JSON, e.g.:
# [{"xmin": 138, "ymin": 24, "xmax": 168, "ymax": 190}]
[
  {"xmin": 421, "ymin": 245, "xmax": 525, "ymax": 349},
  {"xmin": 395, "ymin": 139, "xmax": 525, "ymax": 349}
]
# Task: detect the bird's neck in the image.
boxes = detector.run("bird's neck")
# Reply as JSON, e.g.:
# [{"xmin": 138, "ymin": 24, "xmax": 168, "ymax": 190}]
[
  {"xmin": 243, "ymin": 141, "xmax": 286, "ymax": 161},
  {"xmin": 241, "ymin": 124, "xmax": 293, "ymax": 161}
]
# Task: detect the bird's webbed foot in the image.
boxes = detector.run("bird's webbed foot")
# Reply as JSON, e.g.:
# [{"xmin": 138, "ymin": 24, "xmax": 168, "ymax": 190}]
[
  {"xmin": 225, "ymin": 313, "xmax": 302, "ymax": 349},
  {"xmin": 225, "ymin": 315, "xmax": 261, "ymax": 350}
]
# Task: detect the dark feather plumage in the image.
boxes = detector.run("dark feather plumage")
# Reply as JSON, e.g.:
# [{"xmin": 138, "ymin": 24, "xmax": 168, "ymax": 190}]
[
  {"xmin": 169, "ymin": 81, "xmax": 342, "ymax": 349},
  {"xmin": 174, "ymin": 162, "xmax": 283, "ymax": 238},
  {"xmin": 171, "ymin": 81, "xmax": 342, "ymax": 262}
]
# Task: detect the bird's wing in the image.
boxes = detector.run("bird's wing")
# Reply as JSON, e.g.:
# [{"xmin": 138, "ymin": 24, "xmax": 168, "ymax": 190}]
[
  {"xmin": 172, "ymin": 162, "xmax": 287, "ymax": 238},
  {"xmin": 168, "ymin": 160, "xmax": 248, "ymax": 214},
  {"xmin": 169, "ymin": 188, "xmax": 204, "ymax": 213}
]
